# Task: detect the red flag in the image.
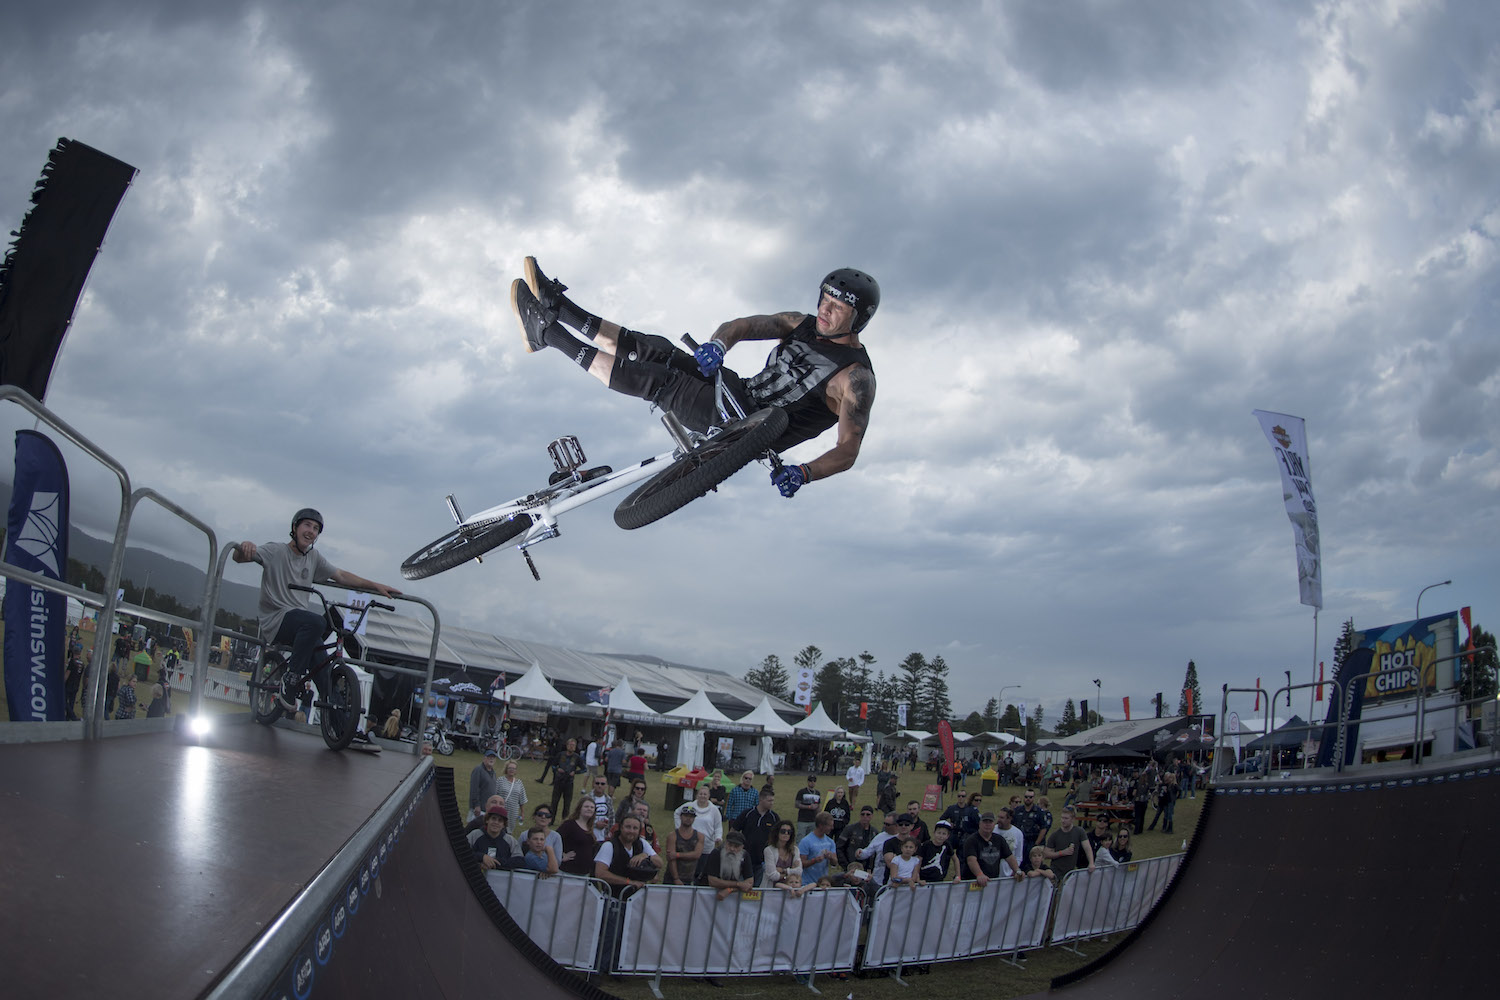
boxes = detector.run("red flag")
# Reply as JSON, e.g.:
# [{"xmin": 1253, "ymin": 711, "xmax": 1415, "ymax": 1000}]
[
  {"xmin": 1122, "ymin": 696, "xmax": 1131, "ymax": 721},
  {"xmin": 1185, "ymin": 688, "xmax": 1194, "ymax": 717},
  {"xmin": 1316, "ymin": 661, "xmax": 1325, "ymax": 702},
  {"xmin": 937, "ymin": 721, "xmax": 956, "ymax": 788},
  {"xmin": 859, "ymin": 702, "xmax": 868, "ymax": 720},
  {"xmin": 1254, "ymin": 679, "xmax": 1261, "ymax": 712},
  {"xmin": 804, "ymin": 702, "xmax": 812, "ymax": 716}
]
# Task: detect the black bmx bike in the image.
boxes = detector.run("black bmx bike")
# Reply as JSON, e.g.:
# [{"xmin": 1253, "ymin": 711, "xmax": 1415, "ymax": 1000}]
[{"xmin": 248, "ymin": 584, "xmax": 392, "ymax": 751}]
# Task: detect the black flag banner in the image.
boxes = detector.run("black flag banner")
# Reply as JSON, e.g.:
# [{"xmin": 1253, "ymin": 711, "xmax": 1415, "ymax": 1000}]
[{"xmin": 0, "ymin": 138, "xmax": 137, "ymax": 401}]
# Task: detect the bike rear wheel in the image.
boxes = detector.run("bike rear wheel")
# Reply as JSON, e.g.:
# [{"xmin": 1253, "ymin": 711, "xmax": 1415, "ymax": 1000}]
[
  {"xmin": 401, "ymin": 513, "xmax": 530, "ymax": 580},
  {"xmin": 251, "ymin": 652, "xmax": 286, "ymax": 726},
  {"xmin": 318, "ymin": 663, "xmax": 361, "ymax": 751},
  {"xmin": 613, "ymin": 407, "xmax": 788, "ymax": 530}
]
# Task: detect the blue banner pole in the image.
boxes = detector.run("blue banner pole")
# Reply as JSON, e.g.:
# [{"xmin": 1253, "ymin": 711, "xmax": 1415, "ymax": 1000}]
[{"xmin": 3, "ymin": 429, "xmax": 71, "ymax": 721}]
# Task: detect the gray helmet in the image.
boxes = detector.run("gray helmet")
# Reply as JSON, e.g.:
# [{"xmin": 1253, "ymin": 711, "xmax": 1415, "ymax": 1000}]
[
  {"xmin": 819, "ymin": 268, "xmax": 880, "ymax": 334},
  {"xmin": 290, "ymin": 507, "xmax": 324, "ymax": 538}
]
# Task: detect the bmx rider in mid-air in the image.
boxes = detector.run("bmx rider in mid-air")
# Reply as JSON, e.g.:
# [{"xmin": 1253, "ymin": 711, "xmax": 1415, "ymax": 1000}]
[{"xmin": 510, "ymin": 259, "xmax": 878, "ymax": 498}]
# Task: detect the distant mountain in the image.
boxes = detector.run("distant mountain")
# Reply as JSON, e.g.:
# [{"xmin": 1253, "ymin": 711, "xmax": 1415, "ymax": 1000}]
[
  {"xmin": 66, "ymin": 529, "xmax": 261, "ymax": 620},
  {"xmin": 0, "ymin": 480, "xmax": 259, "ymax": 620}
]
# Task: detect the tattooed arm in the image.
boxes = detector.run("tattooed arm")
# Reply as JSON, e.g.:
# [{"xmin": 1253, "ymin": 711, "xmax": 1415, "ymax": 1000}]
[
  {"xmin": 709, "ymin": 312, "xmax": 805, "ymax": 348},
  {"xmin": 801, "ymin": 364, "xmax": 875, "ymax": 481}
]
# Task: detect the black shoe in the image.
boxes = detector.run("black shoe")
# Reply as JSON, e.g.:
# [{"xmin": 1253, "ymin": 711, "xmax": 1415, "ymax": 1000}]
[
  {"xmin": 511, "ymin": 279, "xmax": 553, "ymax": 354},
  {"xmin": 277, "ymin": 673, "xmax": 301, "ymax": 712},
  {"xmin": 524, "ymin": 256, "xmax": 569, "ymax": 315}
]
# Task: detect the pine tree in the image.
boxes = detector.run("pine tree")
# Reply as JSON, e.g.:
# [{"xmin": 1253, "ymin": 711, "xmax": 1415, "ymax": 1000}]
[
  {"xmin": 1177, "ymin": 660, "xmax": 1203, "ymax": 717},
  {"xmin": 870, "ymin": 671, "xmax": 899, "ymax": 731},
  {"xmin": 1060, "ymin": 698, "xmax": 1079, "ymax": 736},
  {"xmin": 897, "ymin": 652, "xmax": 928, "ymax": 725},
  {"xmin": 1459, "ymin": 623, "xmax": 1498, "ymax": 706},
  {"xmin": 1332, "ymin": 617, "xmax": 1355, "ymax": 676},
  {"xmin": 924, "ymin": 655, "xmax": 953, "ymax": 730},
  {"xmin": 745, "ymin": 654, "xmax": 791, "ymax": 699},
  {"xmin": 962, "ymin": 711, "xmax": 987, "ymax": 734},
  {"xmin": 983, "ymin": 697, "xmax": 999, "ymax": 729},
  {"xmin": 813, "ymin": 657, "xmax": 847, "ymax": 720},
  {"xmin": 999, "ymin": 703, "xmax": 1021, "ymax": 730}
]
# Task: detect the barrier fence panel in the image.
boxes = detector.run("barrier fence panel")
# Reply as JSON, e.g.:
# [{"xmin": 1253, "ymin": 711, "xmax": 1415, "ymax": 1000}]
[
  {"xmin": 484, "ymin": 870, "xmax": 611, "ymax": 972},
  {"xmin": 862, "ymin": 877, "xmax": 1054, "ymax": 968},
  {"xmin": 615, "ymin": 884, "xmax": 862, "ymax": 977},
  {"xmin": 1048, "ymin": 853, "xmax": 1184, "ymax": 944}
]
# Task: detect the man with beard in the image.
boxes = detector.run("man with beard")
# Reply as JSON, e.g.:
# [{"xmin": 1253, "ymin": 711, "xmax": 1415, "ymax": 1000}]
[{"xmin": 699, "ymin": 831, "xmax": 756, "ymax": 900}]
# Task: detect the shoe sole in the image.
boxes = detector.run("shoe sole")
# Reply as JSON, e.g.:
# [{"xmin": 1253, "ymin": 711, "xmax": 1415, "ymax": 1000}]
[
  {"xmin": 523, "ymin": 256, "xmax": 546, "ymax": 304},
  {"xmin": 510, "ymin": 278, "xmax": 544, "ymax": 353}
]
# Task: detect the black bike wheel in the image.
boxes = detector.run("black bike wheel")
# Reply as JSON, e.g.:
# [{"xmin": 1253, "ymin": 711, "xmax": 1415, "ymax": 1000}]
[
  {"xmin": 319, "ymin": 663, "xmax": 361, "ymax": 751},
  {"xmin": 401, "ymin": 513, "xmax": 530, "ymax": 580},
  {"xmin": 614, "ymin": 407, "xmax": 789, "ymax": 530},
  {"xmin": 251, "ymin": 652, "xmax": 286, "ymax": 726}
]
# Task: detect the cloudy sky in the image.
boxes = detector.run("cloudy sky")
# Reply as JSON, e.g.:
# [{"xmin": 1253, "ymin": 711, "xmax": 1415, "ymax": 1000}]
[{"xmin": 2, "ymin": 1, "xmax": 1495, "ymax": 728}]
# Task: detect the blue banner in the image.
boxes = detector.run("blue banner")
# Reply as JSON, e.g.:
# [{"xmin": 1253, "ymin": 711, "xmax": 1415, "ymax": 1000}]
[{"xmin": 4, "ymin": 430, "xmax": 70, "ymax": 721}]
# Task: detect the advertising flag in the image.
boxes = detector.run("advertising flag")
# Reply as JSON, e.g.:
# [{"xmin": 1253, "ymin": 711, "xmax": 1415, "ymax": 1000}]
[
  {"xmin": 794, "ymin": 666, "xmax": 814, "ymax": 706},
  {"xmin": 3, "ymin": 430, "xmax": 70, "ymax": 720},
  {"xmin": 937, "ymin": 720, "xmax": 956, "ymax": 786},
  {"xmin": 1252, "ymin": 410, "xmax": 1322, "ymax": 609},
  {"xmin": 1122, "ymin": 696, "xmax": 1131, "ymax": 721},
  {"xmin": 897, "ymin": 702, "xmax": 907, "ymax": 728}
]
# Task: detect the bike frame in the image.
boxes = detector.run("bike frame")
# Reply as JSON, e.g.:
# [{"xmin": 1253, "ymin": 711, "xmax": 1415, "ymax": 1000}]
[{"xmin": 443, "ymin": 336, "xmax": 773, "ymax": 578}]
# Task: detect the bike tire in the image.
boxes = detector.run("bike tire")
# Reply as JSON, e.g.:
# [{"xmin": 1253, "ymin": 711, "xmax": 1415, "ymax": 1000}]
[
  {"xmin": 319, "ymin": 663, "xmax": 361, "ymax": 751},
  {"xmin": 613, "ymin": 407, "xmax": 789, "ymax": 530},
  {"xmin": 401, "ymin": 513, "xmax": 531, "ymax": 580},
  {"xmin": 251, "ymin": 652, "xmax": 286, "ymax": 726}
]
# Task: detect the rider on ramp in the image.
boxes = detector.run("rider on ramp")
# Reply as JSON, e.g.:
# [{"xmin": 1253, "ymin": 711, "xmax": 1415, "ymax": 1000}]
[{"xmin": 510, "ymin": 260, "xmax": 878, "ymax": 498}]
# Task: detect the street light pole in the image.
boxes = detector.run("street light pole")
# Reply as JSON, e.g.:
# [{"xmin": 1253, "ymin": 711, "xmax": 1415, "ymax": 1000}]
[
  {"xmin": 1416, "ymin": 579, "xmax": 1452, "ymax": 620},
  {"xmin": 998, "ymin": 685, "xmax": 1021, "ymax": 730}
]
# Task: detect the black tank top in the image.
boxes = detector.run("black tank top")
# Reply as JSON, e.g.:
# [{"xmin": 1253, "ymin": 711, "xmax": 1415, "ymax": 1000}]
[{"xmin": 746, "ymin": 317, "xmax": 872, "ymax": 452}]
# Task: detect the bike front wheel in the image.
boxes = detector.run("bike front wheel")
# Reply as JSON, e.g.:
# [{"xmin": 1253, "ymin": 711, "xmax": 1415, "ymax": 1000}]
[
  {"xmin": 613, "ymin": 406, "xmax": 788, "ymax": 530},
  {"xmin": 251, "ymin": 652, "xmax": 286, "ymax": 726},
  {"xmin": 319, "ymin": 663, "xmax": 361, "ymax": 751},
  {"xmin": 401, "ymin": 513, "xmax": 531, "ymax": 580}
]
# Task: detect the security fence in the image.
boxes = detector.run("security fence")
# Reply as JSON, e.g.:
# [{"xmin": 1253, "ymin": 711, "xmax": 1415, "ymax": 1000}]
[{"xmin": 479, "ymin": 854, "xmax": 1185, "ymax": 988}]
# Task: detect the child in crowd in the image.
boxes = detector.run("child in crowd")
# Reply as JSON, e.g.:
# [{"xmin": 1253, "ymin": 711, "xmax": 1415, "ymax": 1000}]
[
  {"xmin": 1025, "ymin": 846, "xmax": 1054, "ymax": 881},
  {"xmin": 886, "ymin": 835, "xmax": 923, "ymax": 888},
  {"xmin": 776, "ymin": 870, "xmax": 814, "ymax": 897},
  {"xmin": 522, "ymin": 826, "xmax": 559, "ymax": 875}
]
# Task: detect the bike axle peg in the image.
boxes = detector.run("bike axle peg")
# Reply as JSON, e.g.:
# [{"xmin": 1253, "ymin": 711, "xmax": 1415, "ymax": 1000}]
[{"xmin": 523, "ymin": 548, "xmax": 541, "ymax": 581}]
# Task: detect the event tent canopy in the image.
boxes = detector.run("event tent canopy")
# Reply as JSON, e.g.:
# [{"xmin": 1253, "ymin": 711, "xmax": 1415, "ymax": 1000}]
[
  {"xmin": 665, "ymin": 689, "xmax": 762, "ymax": 735},
  {"xmin": 791, "ymin": 703, "xmax": 846, "ymax": 740},
  {"xmin": 501, "ymin": 664, "xmax": 598, "ymax": 719},
  {"xmin": 974, "ymin": 731, "xmax": 1027, "ymax": 747},
  {"xmin": 1245, "ymin": 716, "xmax": 1317, "ymax": 751},
  {"xmin": 884, "ymin": 729, "xmax": 933, "ymax": 744},
  {"xmin": 604, "ymin": 676, "xmax": 680, "ymax": 727},
  {"xmin": 736, "ymin": 696, "xmax": 796, "ymax": 736}
]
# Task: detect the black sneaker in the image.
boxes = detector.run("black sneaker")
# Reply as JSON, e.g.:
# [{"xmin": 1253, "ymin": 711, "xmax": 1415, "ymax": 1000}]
[
  {"xmin": 511, "ymin": 279, "xmax": 551, "ymax": 354},
  {"xmin": 523, "ymin": 256, "xmax": 568, "ymax": 314},
  {"xmin": 277, "ymin": 673, "xmax": 300, "ymax": 712}
]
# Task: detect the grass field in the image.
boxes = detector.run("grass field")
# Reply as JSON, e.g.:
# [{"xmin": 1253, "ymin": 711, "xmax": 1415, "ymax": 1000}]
[{"xmin": 454, "ymin": 754, "xmax": 1204, "ymax": 1000}]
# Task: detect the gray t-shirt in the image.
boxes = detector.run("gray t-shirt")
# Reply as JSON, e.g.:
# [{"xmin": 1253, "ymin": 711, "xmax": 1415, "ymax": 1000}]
[{"xmin": 254, "ymin": 541, "xmax": 339, "ymax": 640}]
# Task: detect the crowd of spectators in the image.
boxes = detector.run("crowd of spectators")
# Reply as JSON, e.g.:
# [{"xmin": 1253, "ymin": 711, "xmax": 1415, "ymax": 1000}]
[{"xmin": 466, "ymin": 761, "xmax": 1164, "ymax": 907}]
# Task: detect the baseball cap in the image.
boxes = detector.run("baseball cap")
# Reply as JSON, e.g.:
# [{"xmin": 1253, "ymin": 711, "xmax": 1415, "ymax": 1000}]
[
  {"xmin": 485, "ymin": 804, "xmax": 509, "ymax": 820},
  {"xmin": 483, "ymin": 749, "xmax": 498, "ymax": 757},
  {"xmin": 896, "ymin": 814, "xmax": 914, "ymax": 826},
  {"xmin": 860, "ymin": 806, "xmax": 874, "ymax": 815},
  {"xmin": 934, "ymin": 819, "xmax": 954, "ymax": 830}
]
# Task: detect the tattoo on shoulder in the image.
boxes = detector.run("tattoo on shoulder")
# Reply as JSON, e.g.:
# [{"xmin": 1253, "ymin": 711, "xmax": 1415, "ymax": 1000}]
[
  {"xmin": 844, "ymin": 366, "xmax": 876, "ymax": 431},
  {"xmin": 743, "ymin": 312, "xmax": 805, "ymax": 340}
]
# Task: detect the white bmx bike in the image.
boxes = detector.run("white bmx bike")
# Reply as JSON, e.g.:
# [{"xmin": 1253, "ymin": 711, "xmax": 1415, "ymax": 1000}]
[{"xmin": 401, "ymin": 335, "xmax": 787, "ymax": 581}]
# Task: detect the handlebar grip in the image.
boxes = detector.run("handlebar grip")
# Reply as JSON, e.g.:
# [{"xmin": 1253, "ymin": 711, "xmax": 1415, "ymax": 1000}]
[
  {"xmin": 372, "ymin": 602, "xmax": 397, "ymax": 612},
  {"xmin": 289, "ymin": 584, "xmax": 317, "ymax": 594},
  {"xmin": 680, "ymin": 333, "xmax": 700, "ymax": 351}
]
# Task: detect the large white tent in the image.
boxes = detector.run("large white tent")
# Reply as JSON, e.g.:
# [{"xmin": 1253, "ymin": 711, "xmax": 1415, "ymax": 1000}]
[
  {"xmin": 665, "ymin": 689, "xmax": 763, "ymax": 768},
  {"xmin": 735, "ymin": 696, "xmax": 796, "ymax": 774},
  {"xmin": 604, "ymin": 676, "xmax": 679, "ymax": 728},
  {"xmin": 501, "ymin": 664, "xmax": 596, "ymax": 719}
]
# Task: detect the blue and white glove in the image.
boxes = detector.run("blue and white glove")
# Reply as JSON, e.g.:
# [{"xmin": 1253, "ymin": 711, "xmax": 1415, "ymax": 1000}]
[
  {"xmin": 694, "ymin": 339, "xmax": 726, "ymax": 377},
  {"xmin": 772, "ymin": 463, "xmax": 811, "ymax": 498}
]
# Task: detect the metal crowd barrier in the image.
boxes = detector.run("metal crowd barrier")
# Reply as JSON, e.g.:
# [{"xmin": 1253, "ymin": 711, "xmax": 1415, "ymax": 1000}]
[
  {"xmin": 863, "ymin": 876, "xmax": 1054, "ymax": 974},
  {"xmin": 1048, "ymin": 853, "xmax": 1184, "ymax": 948},
  {"xmin": 483, "ymin": 869, "xmax": 613, "ymax": 973},
  {"xmin": 613, "ymin": 882, "xmax": 863, "ymax": 994}
]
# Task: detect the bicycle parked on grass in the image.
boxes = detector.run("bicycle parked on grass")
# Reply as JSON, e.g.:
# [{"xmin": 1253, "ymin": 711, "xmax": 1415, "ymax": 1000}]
[
  {"xmin": 248, "ymin": 584, "xmax": 393, "ymax": 751},
  {"xmin": 401, "ymin": 335, "xmax": 787, "ymax": 581}
]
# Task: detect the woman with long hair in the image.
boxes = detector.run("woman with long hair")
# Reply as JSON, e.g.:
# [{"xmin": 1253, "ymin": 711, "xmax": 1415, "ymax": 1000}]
[
  {"xmin": 559, "ymin": 797, "xmax": 598, "ymax": 876},
  {"xmin": 760, "ymin": 819, "xmax": 803, "ymax": 888}
]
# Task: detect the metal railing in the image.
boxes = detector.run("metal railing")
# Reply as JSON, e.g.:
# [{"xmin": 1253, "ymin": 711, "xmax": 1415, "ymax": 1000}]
[
  {"xmin": 0, "ymin": 387, "xmax": 221, "ymax": 741},
  {"xmin": 1048, "ymin": 852, "xmax": 1184, "ymax": 946}
]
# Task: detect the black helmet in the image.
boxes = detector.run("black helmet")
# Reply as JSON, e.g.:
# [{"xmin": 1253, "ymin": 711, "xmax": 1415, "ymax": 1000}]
[
  {"xmin": 290, "ymin": 508, "xmax": 324, "ymax": 537},
  {"xmin": 819, "ymin": 268, "xmax": 880, "ymax": 334}
]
